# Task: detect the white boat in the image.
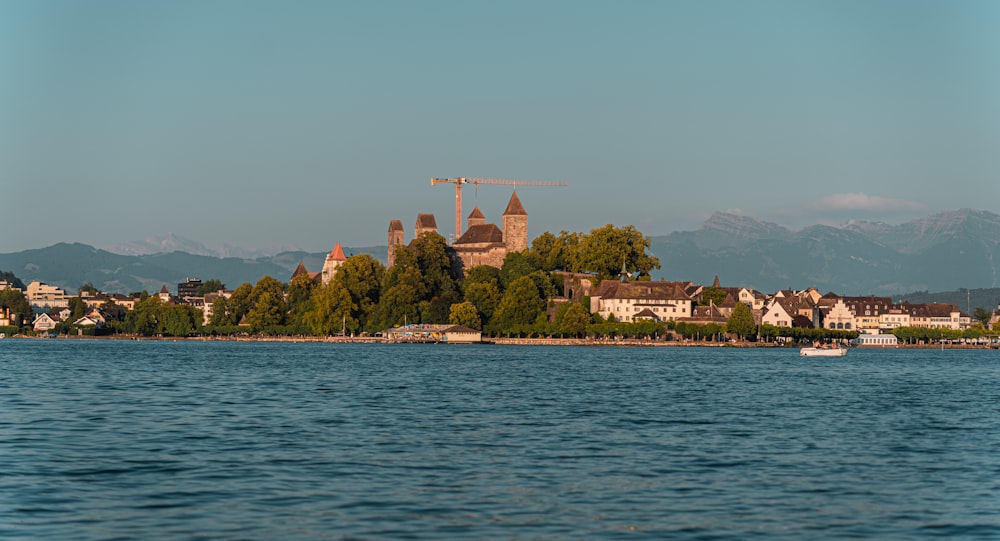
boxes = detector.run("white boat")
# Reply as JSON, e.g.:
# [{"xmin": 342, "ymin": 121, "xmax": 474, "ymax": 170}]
[{"xmin": 800, "ymin": 345, "xmax": 847, "ymax": 357}]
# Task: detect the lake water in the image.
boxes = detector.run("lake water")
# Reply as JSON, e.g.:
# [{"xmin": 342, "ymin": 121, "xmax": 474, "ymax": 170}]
[{"xmin": 2, "ymin": 340, "xmax": 998, "ymax": 540}]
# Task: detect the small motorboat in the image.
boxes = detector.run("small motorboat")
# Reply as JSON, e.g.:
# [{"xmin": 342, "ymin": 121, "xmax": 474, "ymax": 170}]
[{"xmin": 800, "ymin": 344, "xmax": 847, "ymax": 357}]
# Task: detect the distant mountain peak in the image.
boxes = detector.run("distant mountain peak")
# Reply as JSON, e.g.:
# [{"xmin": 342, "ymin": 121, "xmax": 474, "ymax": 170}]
[
  {"xmin": 702, "ymin": 212, "xmax": 791, "ymax": 240},
  {"xmin": 106, "ymin": 234, "xmax": 302, "ymax": 259}
]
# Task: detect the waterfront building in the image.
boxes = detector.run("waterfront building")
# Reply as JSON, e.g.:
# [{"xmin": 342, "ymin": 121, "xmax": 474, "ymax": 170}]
[{"xmin": 589, "ymin": 279, "xmax": 693, "ymax": 323}]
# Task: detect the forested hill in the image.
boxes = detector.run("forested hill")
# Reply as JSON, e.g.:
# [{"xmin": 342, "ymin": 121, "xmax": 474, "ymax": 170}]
[{"xmin": 0, "ymin": 243, "xmax": 387, "ymax": 294}]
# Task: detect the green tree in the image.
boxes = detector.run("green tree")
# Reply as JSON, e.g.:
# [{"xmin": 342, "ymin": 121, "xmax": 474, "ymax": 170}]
[
  {"xmin": 558, "ymin": 302, "xmax": 590, "ymax": 337},
  {"xmin": 410, "ymin": 232, "xmax": 461, "ymax": 298},
  {"xmin": 575, "ymin": 224, "xmax": 661, "ymax": 280},
  {"xmin": 334, "ymin": 254, "xmax": 386, "ymax": 331},
  {"xmin": 78, "ymin": 282, "xmax": 99, "ymax": 296},
  {"xmin": 726, "ymin": 303, "xmax": 756, "ymax": 340},
  {"xmin": 527, "ymin": 231, "xmax": 582, "ymax": 272},
  {"xmin": 304, "ymin": 280, "xmax": 357, "ymax": 335},
  {"xmin": 286, "ymin": 273, "xmax": 317, "ymax": 328},
  {"xmin": 973, "ymin": 307, "xmax": 992, "ymax": 327},
  {"xmin": 493, "ymin": 276, "xmax": 545, "ymax": 330},
  {"xmin": 449, "ymin": 301, "xmax": 482, "ymax": 330},
  {"xmin": 225, "ymin": 283, "xmax": 254, "ymax": 325},
  {"xmin": 463, "ymin": 265, "xmax": 501, "ymax": 289},
  {"xmin": 246, "ymin": 290, "xmax": 286, "ymax": 333},
  {"xmin": 162, "ymin": 304, "xmax": 200, "ymax": 336},
  {"xmin": 124, "ymin": 296, "xmax": 163, "ymax": 336},
  {"xmin": 373, "ymin": 284, "xmax": 421, "ymax": 330},
  {"xmin": 499, "ymin": 252, "xmax": 539, "ymax": 289},
  {"xmin": 195, "ymin": 279, "xmax": 226, "ymax": 296},
  {"xmin": 463, "ymin": 280, "xmax": 501, "ymax": 325},
  {"xmin": 67, "ymin": 297, "xmax": 87, "ymax": 322},
  {"xmin": 701, "ymin": 287, "xmax": 727, "ymax": 306}
]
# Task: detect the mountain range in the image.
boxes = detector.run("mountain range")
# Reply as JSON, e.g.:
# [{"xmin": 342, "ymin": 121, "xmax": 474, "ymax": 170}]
[
  {"xmin": 649, "ymin": 208, "xmax": 1000, "ymax": 295},
  {"xmin": 0, "ymin": 243, "xmax": 387, "ymax": 295},
  {"xmin": 2, "ymin": 209, "xmax": 999, "ymax": 299}
]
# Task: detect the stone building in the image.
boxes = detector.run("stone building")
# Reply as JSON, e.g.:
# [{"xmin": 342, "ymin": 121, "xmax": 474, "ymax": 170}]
[{"xmin": 388, "ymin": 191, "xmax": 530, "ymax": 272}]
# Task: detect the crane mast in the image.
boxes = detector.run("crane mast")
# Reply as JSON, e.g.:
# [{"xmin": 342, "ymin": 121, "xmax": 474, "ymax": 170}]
[{"xmin": 430, "ymin": 177, "xmax": 568, "ymax": 239}]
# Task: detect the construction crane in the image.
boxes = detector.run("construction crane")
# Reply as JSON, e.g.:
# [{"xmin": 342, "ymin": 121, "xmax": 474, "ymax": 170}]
[{"xmin": 430, "ymin": 177, "xmax": 569, "ymax": 239}]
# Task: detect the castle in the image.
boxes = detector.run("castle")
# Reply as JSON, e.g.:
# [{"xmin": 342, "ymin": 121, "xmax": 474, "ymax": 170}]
[{"xmin": 389, "ymin": 191, "xmax": 528, "ymax": 270}]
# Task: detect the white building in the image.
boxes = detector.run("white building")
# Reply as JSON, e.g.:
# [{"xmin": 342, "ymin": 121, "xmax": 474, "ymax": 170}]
[{"xmin": 26, "ymin": 281, "xmax": 69, "ymax": 309}]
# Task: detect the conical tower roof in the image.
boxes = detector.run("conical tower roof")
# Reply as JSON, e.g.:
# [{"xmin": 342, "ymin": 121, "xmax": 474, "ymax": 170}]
[
  {"xmin": 292, "ymin": 261, "xmax": 310, "ymax": 278},
  {"xmin": 468, "ymin": 207, "xmax": 485, "ymax": 220},
  {"xmin": 326, "ymin": 243, "xmax": 347, "ymax": 261},
  {"xmin": 503, "ymin": 191, "xmax": 527, "ymax": 216}
]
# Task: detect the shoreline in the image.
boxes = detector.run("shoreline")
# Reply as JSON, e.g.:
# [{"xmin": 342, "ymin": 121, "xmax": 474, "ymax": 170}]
[{"xmin": 6, "ymin": 334, "xmax": 998, "ymax": 349}]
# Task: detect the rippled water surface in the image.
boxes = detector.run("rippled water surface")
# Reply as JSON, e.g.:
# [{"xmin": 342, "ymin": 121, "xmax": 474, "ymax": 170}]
[{"xmin": 2, "ymin": 340, "xmax": 999, "ymax": 539}]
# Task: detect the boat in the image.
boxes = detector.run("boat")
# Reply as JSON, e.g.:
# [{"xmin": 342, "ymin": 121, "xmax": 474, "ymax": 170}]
[{"xmin": 800, "ymin": 344, "xmax": 847, "ymax": 357}]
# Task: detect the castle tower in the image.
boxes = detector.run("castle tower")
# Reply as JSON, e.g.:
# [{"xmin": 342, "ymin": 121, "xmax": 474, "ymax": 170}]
[
  {"xmin": 414, "ymin": 213, "xmax": 437, "ymax": 240},
  {"xmin": 387, "ymin": 220, "xmax": 404, "ymax": 267},
  {"xmin": 467, "ymin": 207, "xmax": 486, "ymax": 230},
  {"xmin": 502, "ymin": 191, "xmax": 528, "ymax": 253},
  {"xmin": 321, "ymin": 243, "xmax": 347, "ymax": 285}
]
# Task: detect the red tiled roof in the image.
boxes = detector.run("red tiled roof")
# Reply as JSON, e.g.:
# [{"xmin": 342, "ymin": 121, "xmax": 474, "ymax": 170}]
[{"xmin": 327, "ymin": 243, "xmax": 347, "ymax": 261}]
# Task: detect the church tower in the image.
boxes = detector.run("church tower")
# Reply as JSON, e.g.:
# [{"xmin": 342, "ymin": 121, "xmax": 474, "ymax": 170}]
[
  {"xmin": 321, "ymin": 243, "xmax": 347, "ymax": 285},
  {"xmin": 387, "ymin": 220, "xmax": 404, "ymax": 267},
  {"xmin": 502, "ymin": 191, "xmax": 528, "ymax": 253}
]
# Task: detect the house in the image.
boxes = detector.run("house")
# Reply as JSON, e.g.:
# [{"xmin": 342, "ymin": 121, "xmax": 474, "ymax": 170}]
[
  {"xmin": 590, "ymin": 279, "xmax": 692, "ymax": 323},
  {"xmin": 761, "ymin": 298, "xmax": 796, "ymax": 328},
  {"xmin": 33, "ymin": 312, "xmax": 59, "ymax": 332},
  {"xmin": 818, "ymin": 296, "xmax": 855, "ymax": 331},
  {"xmin": 840, "ymin": 296, "xmax": 893, "ymax": 334},
  {"xmin": 0, "ymin": 306, "xmax": 14, "ymax": 327}
]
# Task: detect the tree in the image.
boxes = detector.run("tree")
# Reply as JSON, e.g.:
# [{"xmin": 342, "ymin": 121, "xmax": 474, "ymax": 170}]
[
  {"xmin": 726, "ymin": 303, "xmax": 756, "ymax": 340},
  {"xmin": 493, "ymin": 276, "xmax": 545, "ymax": 330},
  {"xmin": 574, "ymin": 224, "xmax": 661, "ymax": 280},
  {"xmin": 124, "ymin": 296, "xmax": 163, "ymax": 336},
  {"xmin": 499, "ymin": 252, "xmax": 539, "ymax": 289},
  {"xmin": 78, "ymin": 282, "xmax": 99, "ymax": 296},
  {"xmin": 304, "ymin": 280, "xmax": 357, "ymax": 335},
  {"xmin": 373, "ymin": 284, "xmax": 421, "ymax": 330},
  {"xmin": 558, "ymin": 302, "xmax": 590, "ymax": 337},
  {"xmin": 410, "ymin": 232, "xmax": 462, "ymax": 298},
  {"xmin": 449, "ymin": 301, "xmax": 482, "ymax": 330},
  {"xmin": 463, "ymin": 280, "xmax": 501, "ymax": 325},
  {"xmin": 286, "ymin": 273, "xmax": 317, "ymax": 329},
  {"xmin": 973, "ymin": 307, "xmax": 992, "ymax": 327},
  {"xmin": 701, "ymin": 287, "xmax": 727, "ymax": 306},
  {"xmin": 246, "ymin": 290, "xmax": 286, "ymax": 333},
  {"xmin": 527, "ymin": 231, "xmax": 583, "ymax": 272},
  {"xmin": 195, "ymin": 279, "xmax": 226, "ymax": 296},
  {"xmin": 334, "ymin": 254, "xmax": 386, "ymax": 331},
  {"xmin": 225, "ymin": 283, "xmax": 254, "ymax": 325}
]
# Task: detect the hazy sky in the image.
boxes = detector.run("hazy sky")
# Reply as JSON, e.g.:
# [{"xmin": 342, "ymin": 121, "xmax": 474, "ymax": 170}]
[{"xmin": 3, "ymin": 0, "xmax": 999, "ymax": 254}]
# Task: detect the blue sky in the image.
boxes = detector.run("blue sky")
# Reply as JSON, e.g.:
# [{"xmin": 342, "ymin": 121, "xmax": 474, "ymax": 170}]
[{"xmin": 3, "ymin": 0, "xmax": 998, "ymax": 254}]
